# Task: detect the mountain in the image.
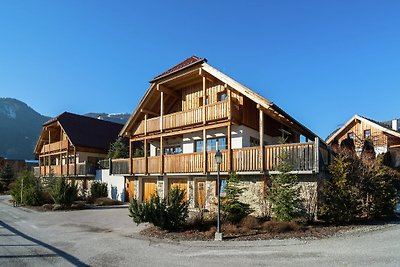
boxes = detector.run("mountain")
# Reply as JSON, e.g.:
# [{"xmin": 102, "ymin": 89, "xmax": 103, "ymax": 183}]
[
  {"xmin": 84, "ymin": 112, "xmax": 130, "ymax": 124},
  {"xmin": 0, "ymin": 98, "xmax": 51, "ymax": 160}
]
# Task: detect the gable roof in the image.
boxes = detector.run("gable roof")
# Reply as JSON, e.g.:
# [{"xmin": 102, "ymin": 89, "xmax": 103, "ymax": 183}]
[
  {"xmin": 121, "ymin": 57, "xmax": 322, "ymax": 142},
  {"xmin": 35, "ymin": 112, "xmax": 123, "ymax": 155},
  {"xmin": 151, "ymin": 56, "xmax": 206, "ymax": 82},
  {"xmin": 326, "ymin": 114, "xmax": 400, "ymax": 144}
]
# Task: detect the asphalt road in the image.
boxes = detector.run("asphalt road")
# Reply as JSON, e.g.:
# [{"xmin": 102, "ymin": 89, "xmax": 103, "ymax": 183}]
[{"xmin": 1, "ymin": 195, "xmax": 400, "ymax": 267}]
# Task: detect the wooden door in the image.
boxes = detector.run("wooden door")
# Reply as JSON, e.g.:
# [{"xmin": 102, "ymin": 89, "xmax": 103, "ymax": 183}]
[
  {"xmin": 125, "ymin": 178, "xmax": 135, "ymax": 202},
  {"xmin": 142, "ymin": 178, "xmax": 157, "ymax": 202},
  {"xmin": 168, "ymin": 178, "xmax": 188, "ymax": 200},
  {"xmin": 196, "ymin": 180, "xmax": 206, "ymax": 208}
]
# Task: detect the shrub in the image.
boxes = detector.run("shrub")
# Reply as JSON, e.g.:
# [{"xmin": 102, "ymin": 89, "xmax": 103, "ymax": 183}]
[
  {"xmin": 240, "ymin": 215, "xmax": 260, "ymax": 230},
  {"xmin": 91, "ymin": 181, "xmax": 108, "ymax": 198},
  {"xmin": 48, "ymin": 177, "xmax": 78, "ymax": 208},
  {"xmin": 10, "ymin": 171, "xmax": 42, "ymax": 206},
  {"xmin": 0, "ymin": 164, "xmax": 15, "ymax": 190},
  {"xmin": 319, "ymin": 149, "xmax": 398, "ymax": 223},
  {"xmin": 128, "ymin": 186, "xmax": 189, "ymax": 231},
  {"xmin": 94, "ymin": 197, "xmax": 122, "ymax": 206},
  {"xmin": 221, "ymin": 173, "xmax": 253, "ymax": 224},
  {"xmin": 268, "ymin": 152, "xmax": 304, "ymax": 222}
]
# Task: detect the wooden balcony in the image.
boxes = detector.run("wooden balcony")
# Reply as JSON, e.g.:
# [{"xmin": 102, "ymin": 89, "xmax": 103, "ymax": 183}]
[
  {"xmin": 40, "ymin": 140, "xmax": 69, "ymax": 154},
  {"xmin": 34, "ymin": 162, "xmax": 96, "ymax": 177},
  {"xmin": 105, "ymin": 141, "xmax": 325, "ymax": 175},
  {"xmin": 133, "ymin": 100, "xmax": 231, "ymax": 135}
]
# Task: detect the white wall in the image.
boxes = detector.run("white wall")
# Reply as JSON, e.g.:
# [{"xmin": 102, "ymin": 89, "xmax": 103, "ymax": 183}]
[
  {"xmin": 181, "ymin": 125, "xmax": 280, "ymax": 153},
  {"xmin": 95, "ymin": 170, "xmax": 125, "ymax": 202}
]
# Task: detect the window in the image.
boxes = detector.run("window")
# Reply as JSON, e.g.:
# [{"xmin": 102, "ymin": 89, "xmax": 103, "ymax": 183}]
[
  {"xmin": 217, "ymin": 91, "xmax": 227, "ymax": 102},
  {"xmin": 348, "ymin": 132, "xmax": 354, "ymax": 139},
  {"xmin": 195, "ymin": 138, "xmax": 227, "ymax": 152},
  {"xmin": 195, "ymin": 140, "xmax": 203, "ymax": 152},
  {"xmin": 250, "ymin": 137, "xmax": 260, "ymax": 147},
  {"xmin": 164, "ymin": 146, "xmax": 182, "ymax": 155},
  {"xmin": 364, "ymin": 129, "xmax": 371, "ymax": 139}
]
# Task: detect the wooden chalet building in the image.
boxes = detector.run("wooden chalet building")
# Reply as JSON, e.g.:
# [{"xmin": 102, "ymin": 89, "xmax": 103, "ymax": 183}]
[
  {"xmin": 102, "ymin": 56, "xmax": 329, "ymax": 212},
  {"xmin": 326, "ymin": 115, "xmax": 400, "ymax": 168},
  {"xmin": 34, "ymin": 112, "xmax": 123, "ymax": 190}
]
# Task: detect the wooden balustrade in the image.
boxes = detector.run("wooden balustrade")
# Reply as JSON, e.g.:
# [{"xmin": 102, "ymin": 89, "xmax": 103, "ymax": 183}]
[
  {"xmin": 207, "ymin": 150, "xmax": 228, "ymax": 172},
  {"xmin": 147, "ymin": 156, "xmax": 162, "ymax": 173},
  {"xmin": 36, "ymin": 162, "xmax": 95, "ymax": 177},
  {"xmin": 132, "ymin": 101, "xmax": 229, "ymax": 135},
  {"xmin": 111, "ymin": 159, "xmax": 130, "ymax": 174},
  {"xmin": 206, "ymin": 100, "xmax": 228, "ymax": 121},
  {"xmin": 265, "ymin": 142, "xmax": 315, "ymax": 172},
  {"xmin": 164, "ymin": 152, "xmax": 203, "ymax": 173},
  {"xmin": 131, "ymin": 158, "xmax": 146, "ymax": 174},
  {"xmin": 232, "ymin": 147, "xmax": 260, "ymax": 172},
  {"xmin": 40, "ymin": 140, "xmax": 68, "ymax": 154}
]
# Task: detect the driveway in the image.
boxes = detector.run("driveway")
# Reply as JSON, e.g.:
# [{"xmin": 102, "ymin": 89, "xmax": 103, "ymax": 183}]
[{"xmin": 1, "ymin": 195, "xmax": 400, "ymax": 266}]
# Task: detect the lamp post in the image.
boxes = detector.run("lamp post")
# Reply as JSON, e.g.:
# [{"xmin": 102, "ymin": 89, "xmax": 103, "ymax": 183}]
[{"xmin": 214, "ymin": 150, "xmax": 223, "ymax": 241}]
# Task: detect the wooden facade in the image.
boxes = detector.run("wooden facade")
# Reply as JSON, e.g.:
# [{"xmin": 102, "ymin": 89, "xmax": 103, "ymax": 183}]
[
  {"xmin": 326, "ymin": 115, "xmax": 400, "ymax": 167},
  {"xmin": 33, "ymin": 112, "xmax": 123, "ymax": 178},
  {"xmin": 116, "ymin": 56, "xmax": 327, "ymax": 180}
]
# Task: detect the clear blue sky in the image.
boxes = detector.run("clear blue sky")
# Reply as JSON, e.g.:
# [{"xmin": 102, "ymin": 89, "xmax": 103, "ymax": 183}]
[{"xmin": 1, "ymin": 1, "xmax": 399, "ymax": 139}]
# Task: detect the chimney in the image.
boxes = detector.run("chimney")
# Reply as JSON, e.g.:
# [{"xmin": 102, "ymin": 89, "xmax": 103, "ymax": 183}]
[{"xmin": 392, "ymin": 119, "xmax": 398, "ymax": 131}]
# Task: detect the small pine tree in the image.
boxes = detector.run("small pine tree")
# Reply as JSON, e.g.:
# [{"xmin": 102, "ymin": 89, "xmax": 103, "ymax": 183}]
[
  {"xmin": 49, "ymin": 177, "xmax": 78, "ymax": 208},
  {"xmin": 10, "ymin": 171, "xmax": 42, "ymax": 206},
  {"xmin": 0, "ymin": 164, "xmax": 15, "ymax": 190},
  {"xmin": 221, "ymin": 173, "xmax": 252, "ymax": 224},
  {"xmin": 268, "ymin": 151, "xmax": 304, "ymax": 222},
  {"xmin": 108, "ymin": 137, "xmax": 129, "ymax": 159},
  {"xmin": 128, "ymin": 186, "xmax": 189, "ymax": 230}
]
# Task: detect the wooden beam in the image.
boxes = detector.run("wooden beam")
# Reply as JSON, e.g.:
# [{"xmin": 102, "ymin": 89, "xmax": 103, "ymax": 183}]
[
  {"xmin": 259, "ymin": 109, "xmax": 264, "ymax": 172},
  {"xmin": 160, "ymin": 88, "xmax": 164, "ymax": 133},
  {"xmin": 199, "ymin": 68, "xmax": 216, "ymax": 82},
  {"xmin": 144, "ymin": 139, "xmax": 148, "ymax": 174},
  {"xmin": 141, "ymin": 108, "xmax": 158, "ymax": 117},
  {"xmin": 157, "ymin": 84, "xmax": 181, "ymax": 99},
  {"xmin": 144, "ymin": 113, "xmax": 148, "ymax": 135},
  {"xmin": 129, "ymin": 140, "xmax": 132, "ymax": 175},
  {"xmin": 160, "ymin": 136, "xmax": 164, "ymax": 174},
  {"xmin": 203, "ymin": 76, "xmax": 206, "ymax": 124},
  {"xmin": 228, "ymin": 124, "xmax": 232, "ymax": 172},
  {"xmin": 74, "ymin": 147, "xmax": 77, "ymax": 176},
  {"xmin": 203, "ymin": 129, "xmax": 207, "ymax": 174}
]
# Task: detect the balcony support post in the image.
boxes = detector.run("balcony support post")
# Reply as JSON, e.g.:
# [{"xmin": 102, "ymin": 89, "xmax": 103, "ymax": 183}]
[
  {"xmin": 66, "ymin": 142, "xmax": 69, "ymax": 176},
  {"xmin": 203, "ymin": 129, "xmax": 207, "ymax": 174},
  {"xmin": 314, "ymin": 137, "xmax": 319, "ymax": 173},
  {"xmin": 160, "ymin": 136, "xmax": 164, "ymax": 174},
  {"xmin": 227, "ymin": 124, "xmax": 232, "ymax": 173},
  {"xmin": 259, "ymin": 108, "xmax": 265, "ymax": 172},
  {"xmin": 144, "ymin": 139, "xmax": 148, "ymax": 174},
  {"xmin": 74, "ymin": 146, "xmax": 77, "ymax": 177},
  {"xmin": 129, "ymin": 139, "xmax": 133, "ymax": 175},
  {"xmin": 203, "ymin": 75, "xmax": 206, "ymax": 124},
  {"xmin": 159, "ymin": 86, "xmax": 164, "ymax": 133}
]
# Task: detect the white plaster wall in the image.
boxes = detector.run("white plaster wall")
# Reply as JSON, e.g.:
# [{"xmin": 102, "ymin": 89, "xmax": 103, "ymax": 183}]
[
  {"xmin": 95, "ymin": 169, "xmax": 125, "ymax": 202},
  {"xmin": 182, "ymin": 125, "xmax": 279, "ymax": 153}
]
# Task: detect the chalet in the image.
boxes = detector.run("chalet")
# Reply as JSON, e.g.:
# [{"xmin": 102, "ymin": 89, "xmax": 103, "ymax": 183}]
[
  {"xmin": 326, "ymin": 115, "xmax": 400, "ymax": 168},
  {"xmin": 101, "ymin": 56, "xmax": 329, "ymax": 213},
  {"xmin": 33, "ymin": 112, "xmax": 123, "ymax": 192}
]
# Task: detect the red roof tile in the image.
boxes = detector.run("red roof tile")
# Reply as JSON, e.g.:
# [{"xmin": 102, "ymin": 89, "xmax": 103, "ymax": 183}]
[{"xmin": 151, "ymin": 56, "xmax": 206, "ymax": 81}]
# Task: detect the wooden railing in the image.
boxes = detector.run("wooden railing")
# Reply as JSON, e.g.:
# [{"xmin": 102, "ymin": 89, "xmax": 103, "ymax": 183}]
[
  {"xmin": 131, "ymin": 158, "xmax": 146, "ymax": 174},
  {"xmin": 35, "ymin": 162, "xmax": 96, "ymax": 177},
  {"xmin": 111, "ymin": 159, "xmax": 130, "ymax": 175},
  {"xmin": 265, "ymin": 142, "xmax": 315, "ymax": 172},
  {"xmin": 206, "ymin": 100, "xmax": 228, "ymax": 121},
  {"xmin": 232, "ymin": 147, "xmax": 260, "ymax": 172},
  {"xmin": 148, "ymin": 156, "xmax": 162, "ymax": 173},
  {"xmin": 133, "ymin": 100, "xmax": 229, "ymax": 135},
  {"xmin": 100, "ymin": 141, "xmax": 321, "ymax": 175},
  {"xmin": 164, "ymin": 152, "xmax": 203, "ymax": 173},
  {"xmin": 207, "ymin": 150, "xmax": 228, "ymax": 172},
  {"xmin": 40, "ymin": 140, "xmax": 68, "ymax": 154}
]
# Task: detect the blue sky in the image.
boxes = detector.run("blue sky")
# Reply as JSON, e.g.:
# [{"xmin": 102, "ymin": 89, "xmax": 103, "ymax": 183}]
[{"xmin": 0, "ymin": 1, "xmax": 399, "ymax": 139}]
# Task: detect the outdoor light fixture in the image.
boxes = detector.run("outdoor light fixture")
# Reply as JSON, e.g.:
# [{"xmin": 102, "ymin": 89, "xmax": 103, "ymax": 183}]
[{"xmin": 215, "ymin": 150, "xmax": 223, "ymax": 241}]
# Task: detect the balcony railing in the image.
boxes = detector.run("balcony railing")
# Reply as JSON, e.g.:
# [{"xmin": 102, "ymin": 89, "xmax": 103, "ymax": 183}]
[
  {"xmin": 133, "ymin": 100, "xmax": 230, "ymax": 135},
  {"xmin": 40, "ymin": 140, "xmax": 69, "ymax": 154},
  {"xmin": 34, "ymin": 162, "xmax": 96, "ymax": 177},
  {"xmin": 104, "ymin": 140, "xmax": 323, "ymax": 175}
]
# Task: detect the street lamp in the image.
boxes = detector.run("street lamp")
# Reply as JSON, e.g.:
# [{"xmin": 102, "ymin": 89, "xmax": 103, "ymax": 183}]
[{"xmin": 215, "ymin": 150, "xmax": 223, "ymax": 241}]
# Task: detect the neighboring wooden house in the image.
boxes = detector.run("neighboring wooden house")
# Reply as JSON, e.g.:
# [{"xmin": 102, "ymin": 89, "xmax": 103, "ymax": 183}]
[
  {"xmin": 33, "ymin": 112, "xmax": 123, "ymax": 191},
  {"xmin": 326, "ymin": 115, "xmax": 400, "ymax": 168},
  {"xmin": 102, "ymin": 56, "xmax": 329, "ymax": 212}
]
